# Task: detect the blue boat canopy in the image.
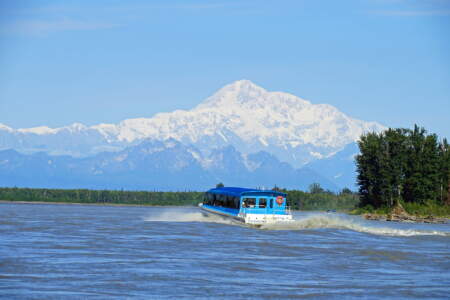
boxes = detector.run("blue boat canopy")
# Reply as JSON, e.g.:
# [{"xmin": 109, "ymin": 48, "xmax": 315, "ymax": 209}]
[{"xmin": 206, "ymin": 187, "xmax": 286, "ymax": 198}]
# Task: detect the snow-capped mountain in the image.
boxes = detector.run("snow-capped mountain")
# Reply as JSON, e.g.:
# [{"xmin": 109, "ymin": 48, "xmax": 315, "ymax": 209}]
[
  {"xmin": 0, "ymin": 80, "xmax": 384, "ymax": 168},
  {"xmin": 0, "ymin": 140, "xmax": 337, "ymax": 191},
  {"xmin": 304, "ymin": 142, "xmax": 360, "ymax": 189}
]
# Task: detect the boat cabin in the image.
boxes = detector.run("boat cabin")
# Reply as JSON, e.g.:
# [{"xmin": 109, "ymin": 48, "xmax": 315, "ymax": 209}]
[{"xmin": 203, "ymin": 187, "xmax": 288, "ymax": 216}]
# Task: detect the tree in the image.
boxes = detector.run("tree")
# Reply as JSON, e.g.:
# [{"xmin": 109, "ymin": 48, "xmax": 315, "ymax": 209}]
[
  {"xmin": 340, "ymin": 188, "xmax": 353, "ymax": 195},
  {"xmin": 381, "ymin": 128, "xmax": 409, "ymax": 207},
  {"xmin": 438, "ymin": 138, "xmax": 450, "ymax": 205},
  {"xmin": 356, "ymin": 125, "xmax": 448, "ymax": 209},
  {"xmin": 403, "ymin": 125, "xmax": 440, "ymax": 204},
  {"xmin": 216, "ymin": 182, "xmax": 224, "ymax": 188},
  {"xmin": 356, "ymin": 132, "xmax": 384, "ymax": 207},
  {"xmin": 272, "ymin": 185, "xmax": 281, "ymax": 191},
  {"xmin": 309, "ymin": 183, "xmax": 324, "ymax": 194}
]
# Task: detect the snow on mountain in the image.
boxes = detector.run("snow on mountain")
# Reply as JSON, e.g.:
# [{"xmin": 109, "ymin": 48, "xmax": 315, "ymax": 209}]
[
  {"xmin": 0, "ymin": 123, "xmax": 13, "ymax": 132},
  {"xmin": 17, "ymin": 126, "xmax": 58, "ymax": 135},
  {"xmin": 0, "ymin": 80, "xmax": 385, "ymax": 167},
  {"xmin": 0, "ymin": 140, "xmax": 337, "ymax": 191},
  {"xmin": 304, "ymin": 142, "xmax": 360, "ymax": 189}
]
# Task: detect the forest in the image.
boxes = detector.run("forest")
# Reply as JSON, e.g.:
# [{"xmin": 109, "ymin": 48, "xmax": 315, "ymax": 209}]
[
  {"xmin": 0, "ymin": 188, "xmax": 204, "ymax": 206},
  {"xmin": 356, "ymin": 125, "xmax": 450, "ymax": 214}
]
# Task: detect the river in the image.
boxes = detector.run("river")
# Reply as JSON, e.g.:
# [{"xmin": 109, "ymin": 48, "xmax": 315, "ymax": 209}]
[{"xmin": 1, "ymin": 203, "xmax": 449, "ymax": 299}]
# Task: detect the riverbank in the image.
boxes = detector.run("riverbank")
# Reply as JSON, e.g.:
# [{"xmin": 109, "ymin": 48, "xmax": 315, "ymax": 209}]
[
  {"xmin": 353, "ymin": 203, "xmax": 449, "ymax": 224},
  {"xmin": 362, "ymin": 212, "xmax": 448, "ymax": 224},
  {"xmin": 0, "ymin": 200, "xmax": 190, "ymax": 207}
]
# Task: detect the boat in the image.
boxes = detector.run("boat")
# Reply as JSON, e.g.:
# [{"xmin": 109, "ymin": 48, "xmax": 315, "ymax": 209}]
[{"xmin": 199, "ymin": 187, "xmax": 293, "ymax": 226}]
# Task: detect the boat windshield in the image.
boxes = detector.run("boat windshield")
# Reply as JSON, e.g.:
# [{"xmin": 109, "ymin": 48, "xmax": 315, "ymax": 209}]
[{"xmin": 242, "ymin": 198, "xmax": 256, "ymax": 208}]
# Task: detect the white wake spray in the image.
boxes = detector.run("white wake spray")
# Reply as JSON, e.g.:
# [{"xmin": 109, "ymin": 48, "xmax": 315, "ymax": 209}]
[
  {"xmin": 143, "ymin": 209, "xmax": 449, "ymax": 237},
  {"xmin": 260, "ymin": 214, "xmax": 450, "ymax": 237},
  {"xmin": 143, "ymin": 209, "xmax": 241, "ymax": 226}
]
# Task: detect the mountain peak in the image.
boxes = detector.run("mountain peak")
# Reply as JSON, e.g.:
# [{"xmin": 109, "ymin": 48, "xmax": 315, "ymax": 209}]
[
  {"xmin": 63, "ymin": 123, "xmax": 88, "ymax": 133},
  {"xmin": 197, "ymin": 79, "xmax": 268, "ymax": 109},
  {"xmin": 227, "ymin": 79, "xmax": 264, "ymax": 90},
  {"xmin": 218, "ymin": 79, "xmax": 267, "ymax": 96}
]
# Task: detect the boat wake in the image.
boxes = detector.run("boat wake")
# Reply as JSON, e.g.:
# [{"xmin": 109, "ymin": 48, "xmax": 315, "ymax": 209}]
[
  {"xmin": 143, "ymin": 209, "xmax": 449, "ymax": 237},
  {"xmin": 143, "ymin": 209, "xmax": 240, "ymax": 226},
  {"xmin": 260, "ymin": 214, "xmax": 450, "ymax": 237}
]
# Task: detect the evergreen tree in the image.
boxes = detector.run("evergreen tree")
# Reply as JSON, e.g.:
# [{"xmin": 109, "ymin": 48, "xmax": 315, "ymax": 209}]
[
  {"xmin": 403, "ymin": 125, "xmax": 440, "ymax": 204},
  {"xmin": 357, "ymin": 125, "xmax": 449, "ymax": 209},
  {"xmin": 340, "ymin": 188, "xmax": 353, "ymax": 195},
  {"xmin": 438, "ymin": 139, "xmax": 450, "ymax": 205},
  {"xmin": 382, "ymin": 128, "xmax": 409, "ymax": 207},
  {"xmin": 309, "ymin": 183, "xmax": 325, "ymax": 194},
  {"xmin": 356, "ymin": 132, "xmax": 384, "ymax": 207}
]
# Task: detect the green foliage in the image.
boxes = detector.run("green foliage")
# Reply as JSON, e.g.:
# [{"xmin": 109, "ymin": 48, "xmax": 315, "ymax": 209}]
[
  {"xmin": 438, "ymin": 138, "xmax": 450, "ymax": 205},
  {"xmin": 351, "ymin": 205, "xmax": 391, "ymax": 216},
  {"xmin": 0, "ymin": 187, "xmax": 203, "ymax": 206},
  {"xmin": 401, "ymin": 200, "xmax": 450, "ymax": 217},
  {"xmin": 356, "ymin": 125, "xmax": 450, "ymax": 210},
  {"xmin": 215, "ymin": 182, "xmax": 225, "ymax": 188},
  {"xmin": 308, "ymin": 183, "xmax": 325, "ymax": 194},
  {"xmin": 340, "ymin": 188, "xmax": 353, "ymax": 195},
  {"xmin": 282, "ymin": 188, "xmax": 359, "ymax": 211},
  {"xmin": 0, "ymin": 186, "xmax": 360, "ymax": 211}
]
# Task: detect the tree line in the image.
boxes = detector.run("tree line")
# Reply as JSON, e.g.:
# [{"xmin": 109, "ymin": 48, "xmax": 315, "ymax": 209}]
[
  {"xmin": 0, "ymin": 187, "xmax": 203, "ymax": 206},
  {"xmin": 0, "ymin": 185, "xmax": 359, "ymax": 211},
  {"xmin": 356, "ymin": 125, "xmax": 450, "ymax": 209},
  {"xmin": 284, "ymin": 187, "xmax": 359, "ymax": 211}
]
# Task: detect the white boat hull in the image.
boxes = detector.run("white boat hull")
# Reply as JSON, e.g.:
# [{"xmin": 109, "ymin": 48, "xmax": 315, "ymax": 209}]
[{"xmin": 199, "ymin": 203, "xmax": 293, "ymax": 226}]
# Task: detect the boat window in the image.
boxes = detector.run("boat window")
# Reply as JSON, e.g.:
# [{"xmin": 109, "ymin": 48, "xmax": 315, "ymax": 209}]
[
  {"xmin": 269, "ymin": 198, "xmax": 273, "ymax": 208},
  {"xmin": 205, "ymin": 193, "xmax": 210, "ymax": 205},
  {"xmin": 204, "ymin": 193, "xmax": 211, "ymax": 205},
  {"xmin": 259, "ymin": 198, "xmax": 267, "ymax": 208},
  {"xmin": 220, "ymin": 194, "xmax": 226, "ymax": 207},
  {"xmin": 243, "ymin": 198, "xmax": 256, "ymax": 208},
  {"xmin": 233, "ymin": 196, "xmax": 240, "ymax": 209},
  {"xmin": 226, "ymin": 196, "xmax": 234, "ymax": 208}
]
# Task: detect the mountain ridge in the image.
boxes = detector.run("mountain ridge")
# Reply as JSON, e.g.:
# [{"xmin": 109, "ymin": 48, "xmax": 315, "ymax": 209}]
[
  {"xmin": 0, "ymin": 80, "xmax": 385, "ymax": 168},
  {"xmin": 0, "ymin": 140, "xmax": 338, "ymax": 191}
]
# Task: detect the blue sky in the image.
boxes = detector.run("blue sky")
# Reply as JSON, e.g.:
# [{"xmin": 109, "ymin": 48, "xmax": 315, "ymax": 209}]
[{"xmin": 1, "ymin": 0, "xmax": 449, "ymax": 138}]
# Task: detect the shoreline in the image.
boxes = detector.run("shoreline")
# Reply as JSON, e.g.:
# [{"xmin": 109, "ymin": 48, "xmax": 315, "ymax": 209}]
[
  {"xmin": 352, "ymin": 202, "xmax": 449, "ymax": 224},
  {"xmin": 0, "ymin": 200, "xmax": 195, "ymax": 208},
  {"xmin": 361, "ymin": 212, "xmax": 448, "ymax": 224}
]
